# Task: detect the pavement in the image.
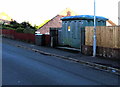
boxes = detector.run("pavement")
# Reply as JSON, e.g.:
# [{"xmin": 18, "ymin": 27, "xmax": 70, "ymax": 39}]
[{"xmin": 2, "ymin": 37, "xmax": 120, "ymax": 75}]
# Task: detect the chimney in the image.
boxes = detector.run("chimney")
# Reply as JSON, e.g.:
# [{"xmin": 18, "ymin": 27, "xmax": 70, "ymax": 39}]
[{"xmin": 67, "ymin": 11, "xmax": 71, "ymax": 16}]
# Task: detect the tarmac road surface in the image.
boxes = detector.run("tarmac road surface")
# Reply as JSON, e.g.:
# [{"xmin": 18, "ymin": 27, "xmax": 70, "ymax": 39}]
[{"xmin": 2, "ymin": 39, "xmax": 120, "ymax": 85}]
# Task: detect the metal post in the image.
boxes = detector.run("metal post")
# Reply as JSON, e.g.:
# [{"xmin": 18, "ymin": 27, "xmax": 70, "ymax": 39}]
[
  {"xmin": 93, "ymin": 0, "xmax": 96, "ymax": 57},
  {"xmin": 51, "ymin": 37, "xmax": 53, "ymax": 47}
]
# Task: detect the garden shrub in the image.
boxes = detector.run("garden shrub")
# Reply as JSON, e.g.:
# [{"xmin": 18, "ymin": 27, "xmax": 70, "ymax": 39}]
[
  {"xmin": 16, "ymin": 28, "xmax": 24, "ymax": 33},
  {"xmin": 23, "ymin": 28, "xmax": 35, "ymax": 34}
]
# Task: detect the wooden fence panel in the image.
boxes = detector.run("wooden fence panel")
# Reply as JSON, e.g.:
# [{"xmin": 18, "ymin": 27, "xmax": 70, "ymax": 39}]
[
  {"xmin": 85, "ymin": 27, "xmax": 90, "ymax": 45},
  {"xmin": 101, "ymin": 26, "xmax": 107, "ymax": 47},
  {"xmin": 89, "ymin": 27, "xmax": 93, "ymax": 46},
  {"xmin": 96, "ymin": 26, "xmax": 101, "ymax": 46},
  {"xmin": 106, "ymin": 27, "xmax": 113, "ymax": 48},
  {"xmin": 117, "ymin": 26, "xmax": 120, "ymax": 48},
  {"xmin": 2, "ymin": 29, "xmax": 35, "ymax": 43},
  {"xmin": 85, "ymin": 27, "xmax": 93, "ymax": 46},
  {"xmin": 85, "ymin": 26, "xmax": 120, "ymax": 48}
]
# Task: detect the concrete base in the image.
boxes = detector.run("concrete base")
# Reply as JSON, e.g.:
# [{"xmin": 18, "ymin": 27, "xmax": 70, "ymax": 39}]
[{"xmin": 57, "ymin": 46, "xmax": 80, "ymax": 52}]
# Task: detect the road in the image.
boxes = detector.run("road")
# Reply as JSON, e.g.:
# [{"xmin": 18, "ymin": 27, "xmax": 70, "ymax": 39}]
[{"xmin": 2, "ymin": 39, "xmax": 120, "ymax": 85}]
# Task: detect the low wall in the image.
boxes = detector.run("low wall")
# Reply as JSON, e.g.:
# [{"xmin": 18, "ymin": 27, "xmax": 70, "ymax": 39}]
[
  {"xmin": 82, "ymin": 45, "xmax": 120, "ymax": 60},
  {"xmin": 2, "ymin": 29, "xmax": 35, "ymax": 43}
]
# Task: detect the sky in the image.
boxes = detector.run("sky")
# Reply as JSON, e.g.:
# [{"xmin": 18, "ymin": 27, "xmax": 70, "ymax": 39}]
[{"xmin": 0, "ymin": 0, "xmax": 119, "ymax": 25}]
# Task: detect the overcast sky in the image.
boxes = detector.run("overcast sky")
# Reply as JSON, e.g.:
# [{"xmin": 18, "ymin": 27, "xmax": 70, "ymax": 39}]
[{"xmin": 0, "ymin": 0, "xmax": 119, "ymax": 25}]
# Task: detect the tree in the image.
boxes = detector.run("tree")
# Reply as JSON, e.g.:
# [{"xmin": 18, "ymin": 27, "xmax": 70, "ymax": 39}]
[
  {"xmin": 10, "ymin": 20, "xmax": 20, "ymax": 29},
  {"xmin": 20, "ymin": 21, "xmax": 31, "ymax": 28},
  {"xmin": 34, "ymin": 24, "xmax": 39, "ymax": 29},
  {"xmin": 20, "ymin": 21, "xmax": 37, "ymax": 30}
]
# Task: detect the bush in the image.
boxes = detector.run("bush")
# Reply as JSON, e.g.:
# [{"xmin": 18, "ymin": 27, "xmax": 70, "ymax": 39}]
[
  {"xmin": 10, "ymin": 20, "xmax": 21, "ymax": 29},
  {"xmin": 16, "ymin": 28, "xmax": 24, "ymax": 33},
  {"xmin": 2, "ymin": 26, "xmax": 15, "ymax": 30},
  {"xmin": 23, "ymin": 28, "xmax": 35, "ymax": 34}
]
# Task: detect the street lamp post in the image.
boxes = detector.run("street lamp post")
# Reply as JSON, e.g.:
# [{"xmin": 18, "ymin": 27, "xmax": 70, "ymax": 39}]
[{"xmin": 93, "ymin": 0, "xmax": 96, "ymax": 57}]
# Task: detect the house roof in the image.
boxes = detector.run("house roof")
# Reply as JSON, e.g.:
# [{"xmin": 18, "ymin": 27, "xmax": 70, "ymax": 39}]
[
  {"xmin": 36, "ymin": 15, "xmax": 63, "ymax": 34},
  {"xmin": 38, "ymin": 8, "xmax": 77, "ymax": 29},
  {"xmin": 39, "ymin": 15, "xmax": 63, "ymax": 29},
  {"xmin": 0, "ymin": 12, "xmax": 12, "ymax": 21},
  {"xmin": 36, "ymin": 8, "xmax": 77, "ymax": 34}
]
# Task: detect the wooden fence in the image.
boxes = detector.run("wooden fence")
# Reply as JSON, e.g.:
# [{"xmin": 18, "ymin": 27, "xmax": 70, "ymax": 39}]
[
  {"xmin": 85, "ymin": 26, "xmax": 120, "ymax": 48},
  {"xmin": 2, "ymin": 29, "xmax": 51, "ymax": 46},
  {"xmin": 2, "ymin": 29, "xmax": 35, "ymax": 43}
]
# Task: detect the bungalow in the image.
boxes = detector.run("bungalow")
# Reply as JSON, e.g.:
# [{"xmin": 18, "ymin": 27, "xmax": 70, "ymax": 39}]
[{"xmin": 35, "ymin": 8, "xmax": 77, "ymax": 34}]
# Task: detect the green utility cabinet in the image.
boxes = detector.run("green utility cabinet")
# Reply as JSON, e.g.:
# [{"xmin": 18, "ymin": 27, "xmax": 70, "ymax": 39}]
[{"xmin": 58, "ymin": 15, "xmax": 108, "ymax": 50}]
